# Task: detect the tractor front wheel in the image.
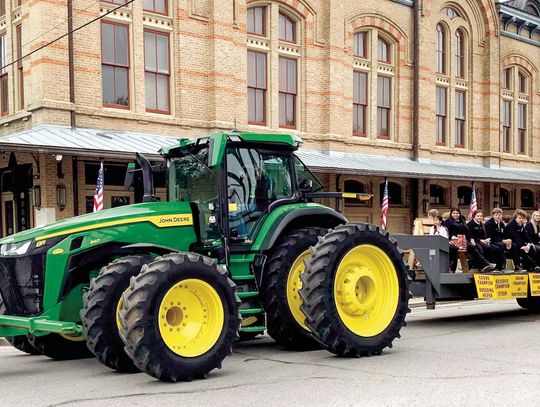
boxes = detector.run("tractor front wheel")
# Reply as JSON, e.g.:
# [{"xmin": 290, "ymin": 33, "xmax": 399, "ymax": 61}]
[
  {"xmin": 300, "ymin": 223, "xmax": 410, "ymax": 357},
  {"xmin": 120, "ymin": 253, "xmax": 240, "ymax": 382},
  {"xmin": 81, "ymin": 254, "xmax": 154, "ymax": 372},
  {"xmin": 261, "ymin": 228, "xmax": 327, "ymax": 350},
  {"xmin": 28, "ymin": 333, "xmax": 93, "ymax": 360}
]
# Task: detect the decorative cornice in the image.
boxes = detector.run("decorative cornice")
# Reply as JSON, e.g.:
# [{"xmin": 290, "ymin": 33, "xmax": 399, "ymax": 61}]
[{"xmin": 498, "ymin": 3, "xmax": 540, "ymax": 46}]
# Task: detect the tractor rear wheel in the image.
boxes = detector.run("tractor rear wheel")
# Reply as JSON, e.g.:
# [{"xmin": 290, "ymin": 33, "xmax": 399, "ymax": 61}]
[
  {"xmin": 81, "ymin": 254, "xmax": 154, "ymax": 372},
  {"xmin": 0, "ymin": 298, "xmax": 39, "ymax": 355},
  {"xmin": 300, "ymin": 223, "xmax": 410, "ymax": 357},
  {"xmin": 261, "ymin": 228, "xmax": 327, "ymax": 350},
  {"xmin": 28, "ymin": 333, "xmax": 93, "ymax": 360},
  {"xmin": 120, "ymin": 253, "xmax": 240, "ymax": 382}
]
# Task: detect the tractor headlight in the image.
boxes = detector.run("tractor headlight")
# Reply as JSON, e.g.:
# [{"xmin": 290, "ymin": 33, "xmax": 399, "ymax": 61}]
[{"xmin": 0, "ymin": 240, "xmax": 32, "ymax": 256}]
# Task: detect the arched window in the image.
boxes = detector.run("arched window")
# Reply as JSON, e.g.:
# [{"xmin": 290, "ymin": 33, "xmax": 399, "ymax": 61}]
[
  {"xmin": 441, "ymin": 7, "xmax": 460, "ymax": 19},
  {"xmin": 457, "ymin": 186, "xmax": 472, "ymax": 205},
  {"xmin": 430, "ymin": 184, "xmax": 446, "ymax": 205},
  {"xmin": 518, "ymin": 71, "xmax": 527, "ymax": 93},
  {"xmin": 500, "ymin": 188, "xmax": 512, "ymax": 208},
  {"xmin": 344, "ymin": 180, "xmax": 367, "ymax": 206},
  {"xmin": 521, "ymin": 189, "xmax": 534, "ymax": 208},
  {"xmin": 525, "ymin": 5, "xmax": 540, "ymax": 16},
  {"xmin": 377, "ymin": 37, "xmax": 390, "ymax": 63},
  {"xmin": 279, "ymin": 12, "xmax": 296, "ymax": 43},
  {"xmin": 353, "ymin": 31, "xmax": 367, "ymax": 58},
  {"xmin": 455, "ymin": 29, "xmax": 465, "ymax": 78},
  {"xmin": 436, "ymin": 24, "xmax": 446, "ymax": 74},
  {"xmin": 379, "ymin": 181, "xmax": 403, "ymax": 205},
  {"xmin": 247, "ymin": 6, "xmax": 267, "ymax": 36}
]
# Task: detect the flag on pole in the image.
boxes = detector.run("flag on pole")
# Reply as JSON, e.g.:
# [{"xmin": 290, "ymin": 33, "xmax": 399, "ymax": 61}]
[
  {"xmin": 467, "ymin": 185, "xmax": 477, "ymax": 222},
  {"xmin": 381, "ymin": 179, "xmax": 389, "ymax": 229},
  {"xmin": 93, "ymin": 162, "xmax": 104, "ymax": 212}
]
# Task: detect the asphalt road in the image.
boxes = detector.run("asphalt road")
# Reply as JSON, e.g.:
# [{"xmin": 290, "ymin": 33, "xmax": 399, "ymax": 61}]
[{"xmin": 1, "ymin": 300, "xmax": 539, "ymax": 407}]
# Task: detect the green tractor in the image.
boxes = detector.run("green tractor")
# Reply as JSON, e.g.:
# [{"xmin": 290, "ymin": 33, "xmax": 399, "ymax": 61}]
[{"xmin": 0, "ymin": 131, "xmax": 410, "ymax": 382}]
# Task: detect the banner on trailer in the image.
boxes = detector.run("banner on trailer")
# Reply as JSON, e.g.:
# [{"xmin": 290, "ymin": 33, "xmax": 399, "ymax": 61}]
[
  {"xmin": 529, "ymin": 273, "xmax": 540, "ymax": 297},
  {"xmin": 474, "ymin": 274, "xmax": 529, "ymax": 300}
]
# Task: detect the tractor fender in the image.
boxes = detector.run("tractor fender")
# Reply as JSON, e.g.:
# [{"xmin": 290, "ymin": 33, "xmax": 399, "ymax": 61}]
[{"xmin": 256, "ymin": 207, "xmax": 347, "ymax": 251}]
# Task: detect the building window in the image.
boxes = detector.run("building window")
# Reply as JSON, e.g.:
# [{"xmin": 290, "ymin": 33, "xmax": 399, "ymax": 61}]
[
  {"xmin": 518, "ymin": 71, "xmax": 527, "ymax": 93},
  {"xmin": 143, "ymin": 0, "xmax": 167, "ymax": 14},
  {"xmin": 353, "ymin": 71, "xmax": 367, "ymax": 136},
  {"xmin": 457, "ymin": 186, "xmax": 472, "ymax": 205},
  {"xmin": 353, "ymin": 32, "xmax": 367, "ymax": 58},
  {"xmin": 436, "ymin": 24, "xmax": 446, "ymax": 74},
  {"xmin": 377, "ymin": 76, "xmax": 391, "ymax": 139},
  {"xmin": 279, "ymin": 12, "xmax": 296, "ymax": 43},
  {"xmin": 502, "ymin": 100, "xmax": 511, "ymax": 153},
  {"xmin": 144, "ymin": 30, "xmax": 170, "ymax": 114},
  {"xmin": 377, "ymin": 37, "xmax": 390, "ymax": 63},
  {"xmin": 521, "ymin": 189, "xmax": 534, "ymax": 208},
  {"xmin": 518, "ymin": 103, "xmax": 526, "ymax": 154},
  {"xmin": 502, "ymin": 68, "xmax": 512, "ymax": 90},
  {"xmin": 500, "ymin": 188, "xmax": 511, "ymax": 208},
  {"xmin": 0, "ymin": 34, "xmax": 7, "ymax": 115},
  {"xmin": 101, "ymin": 22, "xmax": 129, "ymax": 108},
  {"xmin": 16, "ymin": 24, "xmax": 23, "ymax": 110},
  {"xmin": 247, "ymin": 50, "xmax": 267, "ymax": 125},
  {"xmin": 430, "ymin": 184, "xmax": 446, "ymax": 205},
  {"xmin": 247, "ymin": 6, "xmax": 266, "ymax": 36},
  {"xmin": 344, "ymin": 180, "xmax": 367, "ymax": 206},
  {"xmin": 0, "ymin": 1, "xmax": 5, "ymax": 16},
  {"xmin": 379, "ymin": 181, "xmax": 403, "ymax": 206},
  {"xmin": 279, "ymin": 57, "xmax": 297, "ymax": 128},
  {"xmin": 455, "ymin": 91, "xmax": 466, "ymax": 147},
  {"xmin": 455, "ymin": 30, "xmax": 465, "ymax": 78},
  {"xmin": 436, "ymin": 86, "xmax": 447, "ymax": 144},
  {"xmin": 442, "ymin": 7, "xmax": 460, "ymax": 19}
]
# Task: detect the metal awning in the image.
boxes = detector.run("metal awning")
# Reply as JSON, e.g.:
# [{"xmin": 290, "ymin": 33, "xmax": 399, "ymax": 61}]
[
  {"xmin": 0, "ymin": 125, "xmax": 178, "ymax": 159},
  {"xmin": 0, "ymin": 125, "xmax": 538, "ymax": 184},
  {"xmin": 298, "ymin": 149, "xmax": 540, "ymax": 184}
]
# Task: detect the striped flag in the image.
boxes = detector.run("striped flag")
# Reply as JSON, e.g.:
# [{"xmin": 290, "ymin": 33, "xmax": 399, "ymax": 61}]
[
  {"xmin": 93, "ymin": 162, "xmax": 104, "ymax": 212},
  {"xmin": 381, "ymin": 179, "xmax": 389, "ymax": 229},
  {"xmin": 467, "ymin": 185, "xmax": 477, "ymax": 222}
]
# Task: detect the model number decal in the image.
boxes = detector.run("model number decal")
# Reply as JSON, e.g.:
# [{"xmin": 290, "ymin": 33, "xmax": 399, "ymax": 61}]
[{"xmin": 36, "ymin": 240, "xmax": 47, "ymax": 248}]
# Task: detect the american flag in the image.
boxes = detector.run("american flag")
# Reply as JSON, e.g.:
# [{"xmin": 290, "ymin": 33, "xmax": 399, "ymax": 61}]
[
  {"xmin": 93, "ymin": 162, "xmax": 104, "ymax": 212},
  {"xmin": 467, "ymin": 185, "xmax": 477, "ymax": 222},
  {"xmin": 381, "ymin": 179, "xmax": 389, "ymax": 229}
]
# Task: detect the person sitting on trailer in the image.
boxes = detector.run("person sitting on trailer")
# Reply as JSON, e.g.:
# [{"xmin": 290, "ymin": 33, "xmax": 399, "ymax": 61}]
[
  {"xmin": 443, "ymin": 207, "xmax": 496, "ymax": 273},
  {"xmin": 429, "ymin": 215, "xmax": 448, "ymax": 238},
  {"xmin": 485, "ymin": 208, "xmax": 519, "ymax": 271},
  {"xmin": 467, "ymin": 210, "xmax": 506, "ymax": 272},
  {"xmin": 525, "ymin": 211, "xmax": 540, "ymax": 262},
  {"xmin": 427, "ymin": 209, "xmax": 439, "ymax": 222},
  {"xmin": 506, "ymin": 209, "xmax": 540, "ymax": 272}
]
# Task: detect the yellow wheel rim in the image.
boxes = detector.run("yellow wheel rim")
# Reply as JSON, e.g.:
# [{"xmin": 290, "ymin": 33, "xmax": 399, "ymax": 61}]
[
  {"xmin": 158, "ymin": 279, "xmax": 224, "ymax": 358},
  {"xmin": 116, "ymin": 289, "xmax": 127, "ymax": 333},
  {"xmin": 334, "ymin": 244, "xmax": 399, "ymax": 337},
  {"xmin": 286, "ymin": 249, "xmax": 310, "ymax": 331}
]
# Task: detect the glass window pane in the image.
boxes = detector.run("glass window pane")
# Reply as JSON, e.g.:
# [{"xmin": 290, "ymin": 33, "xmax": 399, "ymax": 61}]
[
  {"xmin": 155, "ymin": 0, "xmax": 166, "ymax": 13},
  {"xmin": 156, "ymin": 74, "xmax": 169, "ymax": 111},
  {"xmin": 115, "ymin": 25, "xmax": 128, "ymax": 66},
  {"xmin": 101, "ymin": 23, "xmax": 115, "ymax": 64},
  {"xmin": 255, "ymin": 89, "xmax": 265, "ymax": 122},
  {"xmin": 156, "ymin": 34, "xmax": 169, "ymax": 73},
  {"xmin": 279, "ymin": 58, "xmax": 287, "ymax": 91},
  {"xmin": 248, "ymin": 88, "xmax": 255, "ymax": 122},
  {"xmin": 1, "ymin": 74, "xmax": 8, "ymax": 113},
  {"xmin": 102, "ymin": 65, "xmax": 115, "ymax": 104},
  {"xmin": 256, "ymin": 53, "xmax": 266, "ymax": 88},
  {"xmin": 247, "ymin": 51, "xmax": 256, "ymax": 87},
  {"xmin": 255, "ymin": 7, "xmax": 264, "ymax": 35},
  {"xmin": 279, "ymin": 14, "xmax": 286, "ymax": 40},
  {"xmin": 286, "ymin": 94, "xmax": 294, "ymax": 125},
  {"xmin": 144, "ymin": 32, "xmax": 156, "ymax": 71},
  {"xmin": 353, "ymin": 72, "xmax": 359, "ymax": 103},
  {"xmin": 143, "ymin": 0, "xmax": 153, "ymax": 10},
  {"xmin": 115, "ymin": 67, "xmax": 129, "ymax": 106},
  {"xmin": 145, "ymin": 72, "xmax": 156, "ymax": 110},
  {"xmin": 279, "ymin": 93, "xmax": 286, "ymax": 126},
  {"xmin": 287, "ymin": 60, "xmax": 296, "ymax": 93}
]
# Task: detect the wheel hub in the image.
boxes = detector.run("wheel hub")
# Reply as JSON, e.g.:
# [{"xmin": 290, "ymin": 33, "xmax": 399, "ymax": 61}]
[{"xmin": 336, "ymin": 266, "xmax": 377, "ymax": 316}]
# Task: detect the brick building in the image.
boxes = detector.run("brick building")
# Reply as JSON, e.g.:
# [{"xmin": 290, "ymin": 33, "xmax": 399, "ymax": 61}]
[{"xmin": 0, "ymin": 0, "xmax": 537, "ymax": 236}]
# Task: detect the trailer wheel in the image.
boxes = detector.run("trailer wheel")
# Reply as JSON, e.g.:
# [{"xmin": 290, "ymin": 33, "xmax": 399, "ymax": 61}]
[
  {"xmin": 300, "ymin": 223, "xmax": 411, "ymax": 357},
  {"xmin": 261, "ymin": 228, "xmax": 327, "ymax": 350},
  {"xmin": 28, "ymin": 333, "xmax": 93, "ymax": 360},
  {"xmin": 120, "ymin": 252, "xmax": 240, "ymax": 382},
  {"xmin": 0, "ymin": 298, "xmax": 39, "ymax": 355},
  {"xmin": 81, "ymin": 254, "xmax": 154, "ymax": 372},
  {"xmin": 516, "ymin": 294, "xmax": 540, "ymax": 312}
]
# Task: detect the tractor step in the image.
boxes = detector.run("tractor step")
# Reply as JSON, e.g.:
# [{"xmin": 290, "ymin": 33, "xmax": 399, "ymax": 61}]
[
  {"xmin": 233, "ymin": 275, "xmax": 256, "ymax": 281},
  {"xmin": 239, "ymin": 308, "xmax": 263, "ymax": 315},
  {"xmin": 239, "ymin": 325, "xmax": 265, "ymax": 333},
  {"xmin": 236, "ymin": 291, "xmax": 259, "ymax": 299}
]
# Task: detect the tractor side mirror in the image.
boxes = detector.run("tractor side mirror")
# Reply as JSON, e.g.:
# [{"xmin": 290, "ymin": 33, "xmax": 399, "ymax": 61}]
[
  {"xmin": 299, "ymin": 179, "xmax": 313, "ymax": 192},
  {"xmin": 124, "ymin": 162, "xmax": 136, "ymax": 191}
]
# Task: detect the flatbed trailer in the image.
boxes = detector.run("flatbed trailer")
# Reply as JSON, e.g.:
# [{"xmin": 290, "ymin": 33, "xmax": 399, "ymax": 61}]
[{"xmin": 393, "ymin": 234, "xmax": 540, "ymax": 310}]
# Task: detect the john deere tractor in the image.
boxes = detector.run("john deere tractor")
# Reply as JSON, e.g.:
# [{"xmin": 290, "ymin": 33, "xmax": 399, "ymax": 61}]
[{"xmin": 0, "ymin": 131, "xmax": 410, "ymax": 382}]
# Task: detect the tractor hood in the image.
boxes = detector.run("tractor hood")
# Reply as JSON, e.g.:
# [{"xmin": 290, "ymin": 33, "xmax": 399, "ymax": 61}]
[{"xmin": 0, "ymin": 201, "xmax": 194, "ymax": 245}]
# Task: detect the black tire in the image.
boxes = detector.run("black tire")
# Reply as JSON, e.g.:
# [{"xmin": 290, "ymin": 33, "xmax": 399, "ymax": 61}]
[
  {"xmin": 120, "ymin": 252, "xmax": 240, "ymax": 382},
  {"xmin": 300, "ymin": 223, "xmax": 411, "ymax": 357},
  {"xmin": 260, "ymin": 228, "xmax": 327, "ymax": 350},
  {"xmin": 81, "ymin": 254, "xmax": 154, "ymax": 372},
  {"xmin": 0, "ymin": 298, "xmax": 39, "ymax": 355},
  {"xmin": 516, "ymin": 290, "xmax": 540, "ymax": 312},
  {"xmin": 28, "ymin": 333, "xmax": 94, "ymax": 360}
]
